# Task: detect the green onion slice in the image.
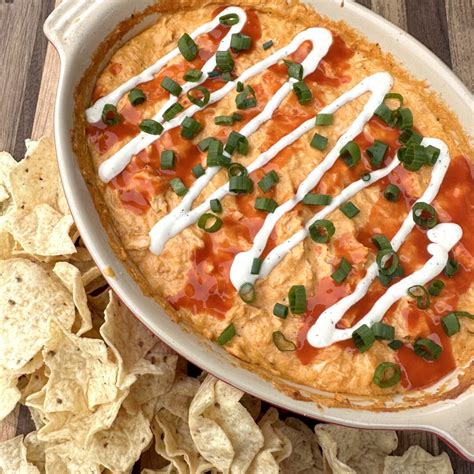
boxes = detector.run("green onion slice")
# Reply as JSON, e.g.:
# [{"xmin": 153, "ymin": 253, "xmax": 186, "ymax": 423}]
[
  {"xmin": 228, "ymin": 163, "xmax": 248, "ymax": 177},
  {"xmin": 352, "ymin": 324, "xmax": 375, "ymax": 353},
  {"xmin": 229, "ymin": 175, "xmax": 253, "ymax": 194},
  {"xmin": 366, "ymin": 140, "xmax": 388, "ymax": 168},
  {"xmin": 407, "ymin": 285, "xmax": 430, "ymax": 309},
  {"xmin": 139, "ymin": 119, "xmax": 164, "ymax": 135},
  {"xmin": 192, "ymin": 163, "xmax": 205, "ymax": 178},
  {"xmin": 161, "ymin": 76, "xmax": 182, "ymax": 96},
  {"xmin": 315, "ymin": 113, "xmax": 333, "ymax": 126},
  {"xmin": 384, "ymin": 184, "xmax": 400, "ymax": 202},
  {"xmin": 441, "ymin": 312, "xmax": 460, "ymax": 336},
  {"xmin": 170, "ymin": 177, "xmax": 188, "ymax": 196},
  {"xmin": 412, "ymin": 202, "xmax": 438, "ymax": 229},
  {"xmin": 293, "ymin": 80, "xmax": 312, "ymax": 104},
  {"xmin": 444, "ymin": 258, "xmax": 459, "ymax": 278},
  {"xmin": 310, "ymin": 133, "xmax": 328, "ymax": 151},
  {"xmin": 225, "ymin": 131, "xmax": 249, "ymax": 155},
  {"xmin": 308, "ymin": 219, "xmax": 335, "ymax": 244},
  {"xmin": 258, "ymin": 170, "xmax": 279, "ymax": 192},
  {"xmin": 128, "ymin": 88, "xmax": 146, "ymax": 106},
  {"xmin": 163, "ymin": 102, "xmax": 184, "ymax": 122},
  {"xmin": 340, "ymin": 201, "xmax": 360, "ymax": 218},
  {"xmin": 340, "ymin": 141, "xmax": 361, "ymax": 167},
  {"xmin": 414, "ymin": 338, "xmax": 442, "ymax": 360},
  {"xmin": 219, "ymin": 13, "xmax": 239, "ymax": 26},
  {"xmin": 160, "ymin": 150, "xmax": 175, "ymax": 170},
  {"xmin": 303, "ymin": 193, "xmax": 332, "ymax": 206},
  {"xmin": 331, "ymin": 257, "xmax": 352, "ymax": 283},
  {"xmin": 397, "ymin": 108, "xmax": 413, "ymax": 130},
  {"xmin": 180, "ymin": 116, "xmax": 202, "ymax": 139},
  {"xmin": 187, "ymin": 86, "xmax": 210, "ymax": 107},
  {"xmin": 197, "ymin": 213, "xmax": 222, "ymax": 233},
  {"xmin": 101, "ymin": 104, "xmax": 121, "ymax": 125},
  {"xmin": 402, "ymin": 144, "xmax": 427, "ymax": 171},
  {"xmin": 210, "ymin": 198, "xmax": 223, "ymax": 213},
  {"xmin": 388, "ymin": 340, "xmax": 403, "ymax": 350},
  {"xmin": 425, "ymin": 145, "xmax": 441, "ymax": 166},
  {"xmin": 183, "ymin": 69, "xmax": 202, "ymax": 82},
  {"xmin": 372, "ymin": 234, "xmax": 392, "ymax": 251},
  {"xmin": 283, "ymin": 60, "xmax": 303, "ymax": 80},
  {"xmin": 428, "ymin": 279, "xmax": 445, "ymax": 296},
  {"xmin": 273, "ymin": 303, "xmax": 289, "ymax": 319},
  {"xmin": 373, "ymin": 362, "xmax": 401, "ymax": 388},
  {"xmin": 216, "ymin": 50, "xmax": 234, "ymax": 72},
  {"xmin": 399, "ymin": 129, "xmax": 423, "ymax": 146},
  {"xmin": 288, "ymin": 285, "xmax": 307, "ymax": 314},
  {"xmin": 272, "ymin": 331, "xmax": 296, "ymax": 352},
  {"xmin": 371, "ymin": 322, "xmax": 395, "ymax": 340},
  {"xmin": 214, "ymin": 115, "xmax": 235, "ymax": 126},
  {"xmin": 262, "ymin": 40, "xmax": 274, "ymax": 50},
  {"xmin": 384, "ymin": 92, "xmax": 404, "ymax": 109},
  {"xmin": 255, "ymin": 197, "xmax": 278, "ymax": 213},
  {"xmin": 251, "ymin": 258, "xmax": 262, "ymax": 275},
  {"xmin": 376, "ymin": 249, "xmax": 399, "ymax": 276},
  {"xmin": 207, "ymin": 139, "xmax": 224, "ymax": 162},
  {"xmin": 378, "ymin": 265, "xmax": 404, "ymax": 287},
  {"xmin": 239, "ymin": 282, "xmax": 256, "ymax": 304},
  {"xmin": 361, "ymin": 173, "xmax": 371, "ymax": 182},
  {"xmin": 236, "ymin": 85, "xmax": 257, "ymax": 110},
  {"xmin": 178, "ymin": 33, "xmax": 198, "ymax": 61},
  {"xmin": 374, "ymin": 103, "xmax": 395, "ymax": 125},
  {"xmin": 217, "ymin": 323, "xmax": 236, "ymax": 345},
  {"xmin": 231, "ymin": 33, "xmax": 252, "ymax": 51},
  {"xmin": 198, "ymin": 137, "xmax": 213, "ymax": 152},
  {"xmin": 232, "ymin": 112, "xmax": 243, "ymax": 122}
]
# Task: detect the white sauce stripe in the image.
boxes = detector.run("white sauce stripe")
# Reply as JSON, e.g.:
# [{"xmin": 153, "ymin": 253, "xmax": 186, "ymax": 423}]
[
  {"xmin": 148, "ymin": 28, "xmax": 333, "ymax": 254},
  {"xmin": 230, "ymin": 72, "xmax": 394, "ymax": 290},
  {"xmin": 307, "ymin": 137, "xmax": 453, "ymax": 348},
  {"xmin": 86, "ymin": 7, "xmax": 247, "ymax": 123},
  {"xmin": 98, "ymin": 27, "xmax": 333, "ymax": 183}
]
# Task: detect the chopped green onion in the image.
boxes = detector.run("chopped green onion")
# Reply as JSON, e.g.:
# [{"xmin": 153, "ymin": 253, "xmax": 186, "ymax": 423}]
[
  {"xmin": 397, "ymin": 108, "xmax": 413, "ymax": 129},
  {"xmin": 366, "ymin": 140, "xmax": 388, "ymax": 168},
  {"xmin": 170, "ymin": 177, "xmax": 188, "ymax": 197},
  {"xmin": 258, "ymin": 170, "xmax": 279, "ymax": 192},
  {"xmin": 101, "ymin": 104, "xmax": 121, "ymax": 125},
  {"xmin": 376, "ymin": 249, "xmax": 399, "ymax": 276},
  {"xmin": 384, "ymin": 92, "xmax": 404, "ymax": 108},
  {"xmin": 340, "ymin": 141, "xmax": 361, "ymax": 167},
  {"xmin": 214, "ymin": 115, "xmax": 235, "ymax": 126},
  {"xmin": 352, "ymin": 324, "xmax": 375, "ymax": 353},
  {"xmin": 232, "ymin": 112, "xmax": 243, "ymax": 122},
  {"xmin": 310, "ymin": 133, "xmax": 328, "ymax": 151},
  {"xmin": 444, "ymin": 258, "xmax": 460, "ymax": 278},
  {"xmin": 428, "ymin": 279, "xmax": 445, "ymax": 296},
  {"xmin": 236, "ymin": 85, "xmax": 257, "ymax": 110},
  {"xmin": 192, "ymin": 163, "xmax": 205, "ymax": 178},
  {"xmin": 399, "ymin": 129, "xmax": 423, "ymax": 146},
  {"xmin": 239, "ymin": 282, "xmax": 256, "ymax": 304},
  {"xmin": 308, "ymin": 219, "xmax": 335, "ymax": 244},
  {"xmin": 425, "ymin": 145, "xmax": 441, "ymax": 165},
  {"xmin": 225, "ymin": 131, "xmax": 249, "ymax": 155},
  {"xmin": 207, "ymin": 139, "xmax": 224, "ymax": 163},
  {"xmin": 207, "ymin": 154, "xmax": 230, "ymax": 168},
  {"xmin": 183, "ymin": 69, "xmax": 202, "ymax": 82},
  {"xmin": 331, "ymin": 257, "xmax": 352, "ymax": 283},
  {"xmin": 288, "ymin": 285, "xmax": 307, "ymax": 314},
  {"xmin": 283, "ymin": 60, "xmax": 303, "ymax": 80},
  {"xmin": 229, "ymin": 175, "xmax": 253, "ymax": 194},
  {"xmin": 197, "ymin": 213, "xmax": 222, "ymax": 233},
  {"xmin": 187, "ymin": 86, "xmax": 210, "ymax": 107},
  {"xmin": 221, "ymin": 71, "xmax": 233, "ymax": 83},
  {"xmin": 374, "ymin": 103, "xmax": 394, "ymax": 125},
  {"xmin": 161, "ymin": 77, "xmax": 182, "ymax": 96},
  {"xmin": 219, "ymin": 13, "xmax": 239, "ymax": 26},
  {"xmin": 412, "ymin": 202, "xmax": 438, "ymax": 229},
  {"xmin": 160, "ymin": 150, "xmax": 175, "ymax": 170},
  {"xmin": 255, "ymin": 197, "xmax": 278, "ymax": 213},
  {"xmin": 178, "ymin": 33, "xmax": 198, "ymax": 61},
  {"xmin": 210, "ymin": 198, "xmax": 222, "ymax": 213},
  {"xmin": 293, "ymin": 81, "xmax": 312, "ymax": 104},
  {"xmin": 216, "ymin": 50, "xmax": 234, "ymax": 72},
  {"xmin": 272, "ymin": 331, "xmax": 296, "ymax": 351},
  {"xmin": 414, "ymin": 338, "xmax": 442, "ymax": 360},
  {"xmin": 401, "ymin": 144, "xmax": 427, "ymax": 171},
  {"xmin": 388, "ymin": 340, "xmax": 403, "ymax": 350},
  {"xmin": 198, "ymin": 137, "xmax": 213, "ymax": 152},
  {"xmin": 180, "ymin": 117, "xmax": 202, "ymax": 139},
  {"xmin": 273, "ymin": 303, "xmax": 289, "ymax": 319},
  {"xmin": 361, "ymin": 173, "xmax": 371, "ymax": 182},
  {"xmin": 163, "ymin": 102, "xmax": 184, "ymax": 121},
  {"xmin": 303, "ymin": 193, "xmax": 332, "ymax": 206},
  {"xmin": 251, "ymin": 258, "xmax": 262, "ymax": 275},
  {"xmin": 407, "ymin": 285, "xmax": 430, "ymax": 309},
  {"xmin": 373, "ymin": 362, "xmax": 401, "ymax": 388},
  {"xmin": 378, "ymin": 265, "xmax": 404, "ymax": 287},
  {"xmin": 128, "ymin": 88, "xmax": 146, "ymax": 106},
  {"xmin": 139, "ymin": 119, "xmax": 164, "ymax": 135},
  {"xmin": 227, "ymin": 163, "xmax": 247, "ymax": 177},
  {"xmin": 340, "ymin": 201, "xmax": 360, "ymax": 218},
  {"xmin": 208, "ymin": 70, "xmax": 220, "ymax": 78},
  {"xmin": 262, "ymin": 40, "xmax": 274, "ymax": 50},
  {"xmin": 315, "ymin": 113, "xmax": 333, "ymax": 126},
  {"xmin": 217, "ymin": 323, "xmax": 236, "ymax": 345},
  {"xmin": 441, "ymin": 312, "xmax": 460, "ymax": 336},
  {"xmin": 231, "ymin": 33, "xmax": 252, "ymax": 51},
  {"xmin": 372, "ymin": 234, "xmax": 392, "ymax": 251},
  {"xmin": 371, "ymin": 322, "xmax": 395, "ymax": 340},
  {"xmin": 384, "ymin": 184, "xmax": 400, "ymax": 202}
]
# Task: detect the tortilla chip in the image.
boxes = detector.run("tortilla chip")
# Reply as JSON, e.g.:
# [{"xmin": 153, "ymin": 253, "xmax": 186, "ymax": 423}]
[
  {"xmin": 383, "ymin": 445, "xmax": 453, "ymax": 473},
  {"xmin": 189, "ymin": 375, "xmax": 264, "ymax": 473},
  {"xmin": 7, "ymin": 204, "xmax": 75, "ymax": 258},
  {"xmin": 53, "ymin": 261, "xmax": 92, "ymax": 335},
  {"xmin": 0, "ymin": 258, "xmax": 75, "ymax": 371},
  {"xmin": 45, "ymin": 440, "xmax": 101, "ymax": 473},
  {"xmin": 315, "ymin": 424, "xmax": 398, "ymax": 474},
  {"xmin": 240, "ymin": 394, "xmax": 262, "ymax": 421},
  {"xmin": 0, "ymin": 366, "xmax": 21, "ymax": 421},
  {"xmin": 24, "ymin": 431, "xmax": 48, "ymax": 473},
  {"xmin": 279, "ymin": 417, "xmax": 324, "ymax": 473},
  {"xmin": 100, "ymin": 292, "xmax": 158, "ymax": 388},
  {"xmin": 0, "ymin": 435, "xmax": 40, "ymax": 473}
]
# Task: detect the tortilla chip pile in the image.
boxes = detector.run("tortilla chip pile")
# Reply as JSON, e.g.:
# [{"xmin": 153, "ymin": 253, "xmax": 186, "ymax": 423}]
[{"xmin": 0, "ymin": 138, "xmax": 454, "ymax": 473}]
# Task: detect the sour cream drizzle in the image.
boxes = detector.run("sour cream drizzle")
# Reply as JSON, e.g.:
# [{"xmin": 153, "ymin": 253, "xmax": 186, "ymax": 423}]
[
  {"xmin": 96, "ymin": 25, "xmax": 333, "ymax": 183},
  {"xmin": 229, "ymin": 72, "xmax": 393, "ymax": 289},
  {"xmin": 307, "ymin": 138, "xmax": 454, "ymax": 347},
  {"xmin": 86, "ymin": 7, "xmax": 247, "ymax": 123}
]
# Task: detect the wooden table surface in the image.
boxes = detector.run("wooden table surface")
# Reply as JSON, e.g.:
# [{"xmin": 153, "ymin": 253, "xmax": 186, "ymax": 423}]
[{"xmin": 0, "ymin": 0, "xmax": 472, "ymax": 472}]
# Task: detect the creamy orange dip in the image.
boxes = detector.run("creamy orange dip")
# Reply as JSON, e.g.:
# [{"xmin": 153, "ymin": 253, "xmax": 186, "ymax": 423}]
[{"xmin": 74, "ymin": 0, "xmax": 473, "ymax": 403}]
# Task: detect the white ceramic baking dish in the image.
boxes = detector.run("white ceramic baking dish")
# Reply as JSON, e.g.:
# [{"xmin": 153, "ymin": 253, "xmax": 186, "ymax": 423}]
[{"xmin": 44, "ymin": 0, "xmax": 474, "ymax": 461}]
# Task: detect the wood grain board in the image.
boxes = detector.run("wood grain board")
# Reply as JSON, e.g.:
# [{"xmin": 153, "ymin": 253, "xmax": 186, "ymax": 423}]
[{"xmin": 0, "ymin": 0, "xmax": 472, "ymax": 471}]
